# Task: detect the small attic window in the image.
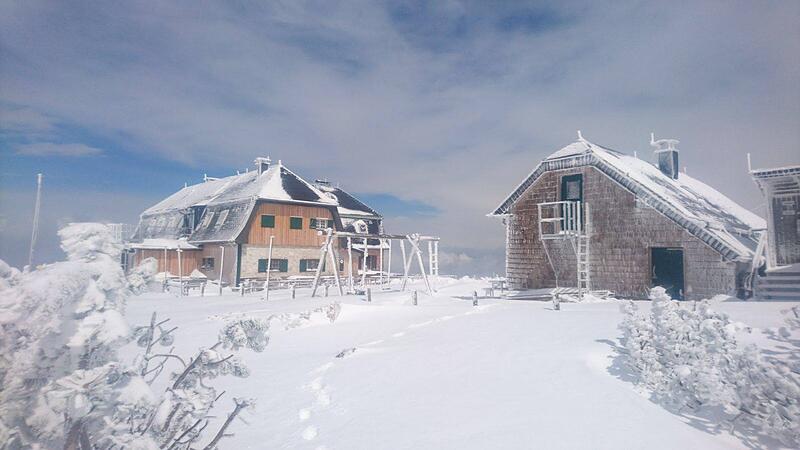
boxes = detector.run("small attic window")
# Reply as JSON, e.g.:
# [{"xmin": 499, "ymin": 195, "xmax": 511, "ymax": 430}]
[
  {"xmin": 216, "ymin": 210, "xmax": 229, "ymax": 228},
  {"xmin": 200, "ymin": 212, "xmax": 215, "ymax": 228},
  {"xmin": 261, "ymin": 215, "xmax": 275, "ymax": 228}
]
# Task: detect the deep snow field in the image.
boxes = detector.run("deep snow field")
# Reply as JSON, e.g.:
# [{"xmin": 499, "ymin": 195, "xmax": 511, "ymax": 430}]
[{"xmin": 125, "ymin": 277, "xmax": 799, "ymax": 450}]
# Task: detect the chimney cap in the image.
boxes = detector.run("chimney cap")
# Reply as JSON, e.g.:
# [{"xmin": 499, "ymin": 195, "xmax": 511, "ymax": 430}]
[
  {"xmin": 254, "ymin": 156, "xmax": 272, "ymax": 176},
  {"xmin": 650, "ymin": 132, "xmax": 679, "ymax": 152}
]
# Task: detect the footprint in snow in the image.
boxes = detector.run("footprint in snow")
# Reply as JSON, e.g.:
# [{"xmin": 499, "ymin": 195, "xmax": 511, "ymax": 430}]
[
  {"xmin": 316, "ymin": 390, "xmax": 331, "ymax": 406},
  {"xmin": 302, "ymin": 426, "xmax": 318, "ymax": 440},
  {"xmin": 298, "ymin": 409, "xmax": 311, "ymax": 422}
]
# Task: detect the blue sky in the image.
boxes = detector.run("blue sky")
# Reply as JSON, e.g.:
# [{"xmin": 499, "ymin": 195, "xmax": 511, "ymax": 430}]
[{"xmin": 1, "ymin": 1, "xmax": 799, "ymax": 274}]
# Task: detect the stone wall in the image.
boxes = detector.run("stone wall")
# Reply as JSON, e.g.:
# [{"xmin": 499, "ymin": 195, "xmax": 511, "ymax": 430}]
[
  {"xmin": 507, "ymin": 166, "xmax": 738, "ymax": 300},
  {"xmin": 240, "ymin": 245, "xmax": 342, "ymax": 279}
]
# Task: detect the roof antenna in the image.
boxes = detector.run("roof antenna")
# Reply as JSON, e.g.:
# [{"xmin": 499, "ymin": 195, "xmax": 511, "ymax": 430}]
[{"xmin": 577, "ymin": 130, "xmax": 584, "ymax": 141}]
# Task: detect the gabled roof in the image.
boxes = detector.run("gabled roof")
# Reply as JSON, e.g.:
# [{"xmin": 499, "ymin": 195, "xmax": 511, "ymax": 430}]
[
  {"xmin": 133, "ymin": 160, "xmax": 383, "ymax": 245},
  {"xmin": 314, "ymin": 184, "xmax": 381, "ymax": 218},
  {"xmin": 144, "ymin": 162, "xmax": 335, "ymax": 215},
  {"xmin": 491, "ymin": 139, "xmax": 766, "ymax": 261}
]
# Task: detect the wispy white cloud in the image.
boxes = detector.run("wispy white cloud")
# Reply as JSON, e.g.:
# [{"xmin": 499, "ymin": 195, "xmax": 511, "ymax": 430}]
[
  {"xmin": 0, "ymin": 1, "xmax": 798, "ymax": 272},
  {"xmin": 15, "ymin": 142, "xmax": 104, "ymax": 157}
]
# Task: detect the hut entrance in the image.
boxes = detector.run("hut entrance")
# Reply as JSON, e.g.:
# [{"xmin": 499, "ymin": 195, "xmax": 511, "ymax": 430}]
[{"xmin": 651, "ymin": 247, "xmax": 684, "ymax": 300}]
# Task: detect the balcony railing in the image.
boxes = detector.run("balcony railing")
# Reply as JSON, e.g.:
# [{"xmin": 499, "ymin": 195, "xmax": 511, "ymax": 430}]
[{"xmin": 537, "ymin": 201, "xmax": 583, "ymax": 240}]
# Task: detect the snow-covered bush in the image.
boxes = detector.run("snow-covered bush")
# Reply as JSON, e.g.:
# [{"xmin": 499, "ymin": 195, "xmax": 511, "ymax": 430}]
[
  {"xmin": 618, "ymin": 288, "xmax": 800, "ymax": 445},
  {"xmin": 0, "ymin": 223, "xmax": 268, "ymax": 450}
]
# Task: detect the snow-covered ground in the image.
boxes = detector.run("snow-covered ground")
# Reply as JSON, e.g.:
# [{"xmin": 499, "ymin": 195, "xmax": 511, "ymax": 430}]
[{"xmin": 125, "ymin": 278, "xmax": 798, "ymax": 449}]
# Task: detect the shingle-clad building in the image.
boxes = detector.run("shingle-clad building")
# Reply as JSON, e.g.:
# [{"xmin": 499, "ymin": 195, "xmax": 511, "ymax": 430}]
[{"xmin": 490, "ymin": 135, "xmax": 765, "ymax": 300}]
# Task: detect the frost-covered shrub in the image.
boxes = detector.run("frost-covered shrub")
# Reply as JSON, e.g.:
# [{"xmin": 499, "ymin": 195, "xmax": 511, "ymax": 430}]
[
  {"xmin": 0, "ymin": 223, "xmax": 266, "ymax": 450},
  {"xmin": 619, "ymin": 288, "xmax": 800, "ymax": 445},
  {"xmin": 128, "ymin": 257, "xmax": 158, "ymax": 295}
]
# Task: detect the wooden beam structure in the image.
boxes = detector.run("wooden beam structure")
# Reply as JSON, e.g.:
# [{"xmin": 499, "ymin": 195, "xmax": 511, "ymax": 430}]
[{"xmin": 310, "ymin": 229, "xmax": 440, "ymax": 297}]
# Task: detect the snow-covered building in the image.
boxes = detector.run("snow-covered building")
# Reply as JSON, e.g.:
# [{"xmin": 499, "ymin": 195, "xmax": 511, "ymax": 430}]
[
  {"xmin": 129, "ymin": 158, "xmax": 383, "ymax": 285},
  {"xmin": 750, "ymin": 165, "xmax": 800, "ymax": 301},
  {"xmin": 490, "ymin": 135, "xmax": 765, "ymax": 300}
]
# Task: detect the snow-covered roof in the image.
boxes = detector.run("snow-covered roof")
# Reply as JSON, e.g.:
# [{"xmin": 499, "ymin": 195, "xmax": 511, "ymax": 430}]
[
  {"xmin": 491, "ymin": 139, "xmax": 766, "ymax": 261},
  {"xmin": 751, "ymin": 165, "xmax": 800, "ymax": 196},
  {"xmin": 132, "ymin": 160, "xmax": 383, "ymax": 245},
  {"xmin": 128, "ymin": 238, "xmax": 199, "ymax": 250},
  {"xmin": 314, "ymin": 184, "xmax": 381, "ymax": 218},
  {"xmin": 144, "ymin": 162, "xmax": 335, "ymax": 215}
]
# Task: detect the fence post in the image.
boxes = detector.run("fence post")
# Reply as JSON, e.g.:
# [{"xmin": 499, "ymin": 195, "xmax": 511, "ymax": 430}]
[
  {"xmin": 412, "ymin": 290, "xmax": 418, "ymax": 306},
  {"xmin": 553, "ymin": 293, "xmax": 560, "ymax": 311},
  {"xmin": 472, "ymin": 291, "xmax": 478, "ymax": 306},
  {"xmin": 325, "ymin": 283, "xmax": 329, "ymax": 297},
  {"xmin": 367, "ymin": 288, "xmax": 372, "ymax": 302},
  {"xmin": 291, "ymin": 284, "xmax": 296, "ymax": 299}
]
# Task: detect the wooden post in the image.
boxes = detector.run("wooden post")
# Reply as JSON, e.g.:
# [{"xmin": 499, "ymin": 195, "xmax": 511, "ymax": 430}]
[
  {"xmin": 360, "ymin": 237, "xmax": 369, "ymax": 288},
  {"xmin": 367, "ymin": 288, "xmax": 371, "ymax": 302},
  {"xmin": 408, "ymin": 235, "xmax": 432, "ymax": 294},
  {"xmin": 401, "ymin": 239, "xmax": 412, "ymax": 291},
  {"xmin": 176, "ymin": 248, "xmax": 183, "ymax": 297},
  {"xmin": 378, "ymin": 239, "xmax": 384, "ymax": 286},
  {"xmin": 291, "ymin": 284, "xmax": 296, "ymax": 299},
  {"xmin": 311, "ymin": 228, "xmax": 332, "ymax": 297},
  {"xmin": 347, "ymin": 237, "xmax": 354, "ymax": 294},
  {"xmin": 386, "ymin": 239, "xmax": 392, "ymax": 286},
  {"xmin": 218, "ymin": 245, "xmax": 225, "ymax": 296},
  {"xmin": 325, "ymin": 283, "xmax": 329, "ymax": 297},
  {"xmin": 412, "ymin": 290, "xmax": 417, "ymax": 306},
  {"xmin": 328, "ymin": 239, "xmax": 344, "ymax": 296},
  {"xmin": 264, "ymin": 235, "xmax": 274, "ymax": 301},
  {"xmin": 472, "ymin": 291, "xmax": 478, "ymax": 306},
  {"xmin": 162, "ymin": 247, "xmax": 168, "ymax": 292}
]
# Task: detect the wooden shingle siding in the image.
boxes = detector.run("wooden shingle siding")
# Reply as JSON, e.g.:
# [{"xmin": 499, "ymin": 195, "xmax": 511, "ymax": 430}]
[
  {"xmin": 245, "ymin": 202, "xmax": 334, "ymax": 247},
  {"xmin": 507, "ymin": 166, "xmax": 737, "ymax": 300}
]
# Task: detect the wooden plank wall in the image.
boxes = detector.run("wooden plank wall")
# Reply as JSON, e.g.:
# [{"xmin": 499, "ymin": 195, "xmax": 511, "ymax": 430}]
[
  {"xmin": 134, "ymin": 249, "xmax": 202, "ymax": 275},
  {"xmin": 245, "ymin": 202, "xmax": 334, "ymax": 247}
]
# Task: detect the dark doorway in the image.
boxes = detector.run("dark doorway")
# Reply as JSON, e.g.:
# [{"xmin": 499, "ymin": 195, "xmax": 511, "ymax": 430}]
[
  {"xmin": 651, "ymin": 248, "xmax": 684, "ymax": 300},
  {"xmin": 560, "ymin": 174, "xmax": 584, "ymax": 230}
]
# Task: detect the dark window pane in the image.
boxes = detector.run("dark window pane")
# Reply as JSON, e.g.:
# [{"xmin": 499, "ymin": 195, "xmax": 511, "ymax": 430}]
[
  {"xmin": 261, "ymin": 215, "xmax": 275, "ymax": 228},
  {"xmin": 290, "ymin": 217, "xmax": 303, "ymax": 229},
  {"xmin": 258, "ymin": 259, "xmax": 268, "ymax": 272}
]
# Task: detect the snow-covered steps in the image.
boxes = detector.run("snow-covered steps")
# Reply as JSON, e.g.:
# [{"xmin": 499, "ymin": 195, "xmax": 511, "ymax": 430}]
[
  {"xmin": 755, "ymin": 265, "xmax": 800, "ymax": 301},
  {"xmin": 504, "ymin": 287, "xmax": 613, "ymax": 301}
]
